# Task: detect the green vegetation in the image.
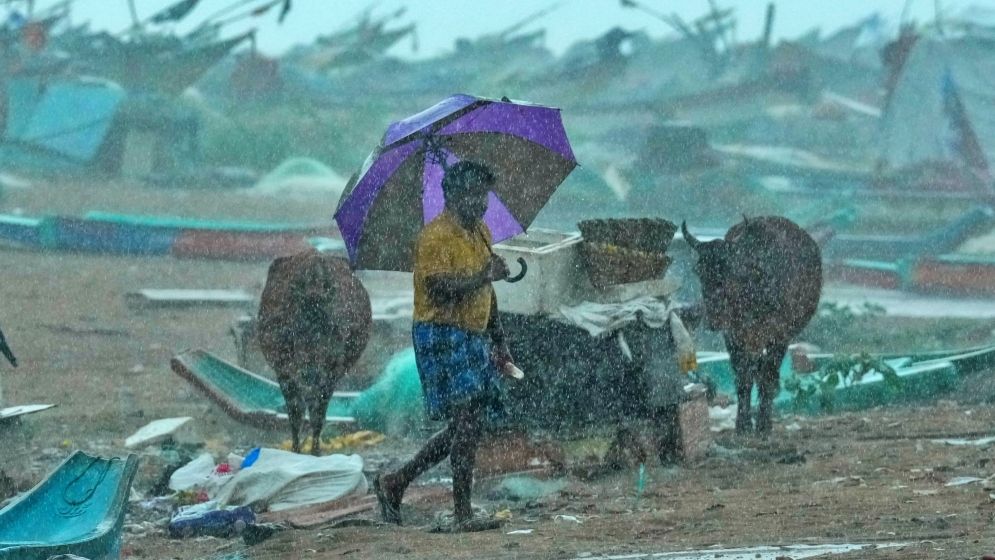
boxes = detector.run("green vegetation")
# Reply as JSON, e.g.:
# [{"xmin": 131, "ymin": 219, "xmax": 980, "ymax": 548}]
[{"xmin": 784, "ymin": 352, "xmax": 900, "ymax": 413}]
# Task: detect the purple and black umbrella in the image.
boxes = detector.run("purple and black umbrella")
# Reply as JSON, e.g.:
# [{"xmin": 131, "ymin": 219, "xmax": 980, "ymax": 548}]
[{"xmin": 333, "ymin": 94, "xmax": 577, "ymax": 275}]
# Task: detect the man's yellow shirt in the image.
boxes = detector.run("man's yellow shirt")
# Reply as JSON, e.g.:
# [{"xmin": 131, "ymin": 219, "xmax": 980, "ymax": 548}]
[{"xmin": 413, "ymin": 212, "xmax": 494, "ymax": 333}]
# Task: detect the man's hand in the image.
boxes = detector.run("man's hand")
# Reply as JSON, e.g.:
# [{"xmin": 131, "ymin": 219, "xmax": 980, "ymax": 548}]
[
  {"xmin": 484, "ymin": 255, "xmax": 510, "ymax": 282},
  {"xmin": 492, "ymin": 344, "xmax": 523, "ymax": 379},
  {"xmin": 491, "ymin": 343, "xmax": 513, "ymax": 368}
]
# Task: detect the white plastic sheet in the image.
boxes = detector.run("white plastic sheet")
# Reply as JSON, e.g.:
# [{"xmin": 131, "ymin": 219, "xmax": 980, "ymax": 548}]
[
  {"xmin": 168, "ymin": 453, "xmax": 233, "ymax": 497},
  {"xmin": 213, "ymin": 448, "xmax": 366, "ymax": 512}
]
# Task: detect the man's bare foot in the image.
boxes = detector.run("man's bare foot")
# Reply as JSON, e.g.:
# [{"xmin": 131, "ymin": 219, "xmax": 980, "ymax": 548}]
[{"xmin": 373, "ymin": 473, "xmax": 403, "ymax": 525}]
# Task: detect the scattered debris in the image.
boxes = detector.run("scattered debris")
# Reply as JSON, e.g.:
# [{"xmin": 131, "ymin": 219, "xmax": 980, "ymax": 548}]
[
  {"xmin": 0, "ymin": 172, "xmax": 33, "ymax": 191},
  {"xmin": 125, "ymin": 417, "xmax": 198, "ymax": 449},
  {"xmin": 813, "ymin": 476, "xmax": 864, "ymax": 487},
  {"xmin": 251, "ymin": 157, "xmax": 348, "ymax": 199},
  {"xmin": 708, "ymin": 405, "xmax": 736, "ymax": 432},
  {"xmin": 572, "ymin": 543, "xmax": 906, "ymax": 559},
  {"xmin": 212, "ymin": 448, "xmax": 367, "ymax": 512},
  {"xmin": 475, "ymin": 432, "xmax": 566, "ymax": 476},
  {"xmin": 241, "ymin": 522, "xmax": 286, "ymax": 546},
  {"xmin": 170, "ymin": 349, "xmax": 356, "ymax": 430},
  {"xmin": 0, "ymin": 404, "xmax": 57, "ymax": 423},
  {"xmin": 944, "ymin": 476, "xmax": 984, "ymax": 487},
  {"xmin": 168, "ymin": 501, "xmax": 256, "ymax": 539},
  {"xmin": 0, "ymin": 452, "xmax": 139, "ymax": 560},
  {"xmin": 486, "ymin": 476, "xmax": 568, "ymax": 502},
  {"xmin": 39, "ymin": 324, "xmax": 129, "ymax": 337},
  {"xmin": 277, "ymin": 430, "xmax": 385, "ymax": 454},
  {"xmin": 931, "ymin": 436, "xmax": 995, "ymax": 447},
  {"xmin": 169, "ymin": 453, "xmax": 233, "ymax": 497}
]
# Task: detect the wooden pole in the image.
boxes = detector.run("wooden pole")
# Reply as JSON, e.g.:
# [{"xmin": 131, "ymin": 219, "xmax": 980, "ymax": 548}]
[
  {"xmin": 126, "ymin": 0, "xmax": 140, "ymax": 31},
  {"xmin": 762, "ymin": 3, "xmax": 775, "ymax": 49}
]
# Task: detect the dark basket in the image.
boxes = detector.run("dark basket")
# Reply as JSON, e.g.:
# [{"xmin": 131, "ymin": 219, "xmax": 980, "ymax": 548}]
[{"xmin": 581, "ymin": 242, "xmax": 672, "ymax": 288}]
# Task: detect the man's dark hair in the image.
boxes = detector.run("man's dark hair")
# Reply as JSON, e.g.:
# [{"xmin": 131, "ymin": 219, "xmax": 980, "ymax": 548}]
[{"xmin": 441, "ymin": 161, "xmax": 495, "ymax": 200}]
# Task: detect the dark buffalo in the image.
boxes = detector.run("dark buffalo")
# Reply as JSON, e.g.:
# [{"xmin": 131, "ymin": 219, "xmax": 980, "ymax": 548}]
[
  {"xmin": 257, "ymin": 249, "xmax": 372, "ymax": 454},
  {"xmin": 682, "ymin": 216, "xmax": 822, "ymax": 434}
]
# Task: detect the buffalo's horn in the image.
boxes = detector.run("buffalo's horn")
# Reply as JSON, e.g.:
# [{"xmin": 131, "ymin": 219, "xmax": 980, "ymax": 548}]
[
  {"xmin": 742, "ymin": 213, "xmax": 750, "ymax": 226},
  {"xmin": 681, "ymin": 221, "xmax": 702, "ymax": 251}
]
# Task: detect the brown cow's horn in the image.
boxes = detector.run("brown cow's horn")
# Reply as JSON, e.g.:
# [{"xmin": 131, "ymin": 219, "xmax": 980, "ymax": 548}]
[{"xmin": 681, "ymin": 221, "xmax": 702, "ymax": 251}]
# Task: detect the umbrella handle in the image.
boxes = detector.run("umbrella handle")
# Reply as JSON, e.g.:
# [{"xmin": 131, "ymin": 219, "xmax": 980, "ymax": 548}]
[{"xmin": 506, "ymin": 257, "xmax": 528, "ymax": 283}]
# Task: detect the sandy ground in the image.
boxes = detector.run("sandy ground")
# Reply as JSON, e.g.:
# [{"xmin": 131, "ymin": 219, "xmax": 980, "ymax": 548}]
[
  {"xmin": 121, "ymin": 405, "xmax": 995, "ymax": 560},
  {"xmin": 1, "ymin": 179, "xmax": 995, "ymax": 559}
]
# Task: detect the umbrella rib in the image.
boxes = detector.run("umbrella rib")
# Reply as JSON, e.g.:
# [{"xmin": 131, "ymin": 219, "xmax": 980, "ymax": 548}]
[
  {"xmin": 384, "ymin": 99, "xmax": 489, "ymax": 150},
  {"xmin": 440, "ymin": 130, "xmax": 578, "ymax": 165}
]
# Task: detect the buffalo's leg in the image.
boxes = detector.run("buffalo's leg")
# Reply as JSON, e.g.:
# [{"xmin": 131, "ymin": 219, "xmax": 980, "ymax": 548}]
[
  {"xmin": 756, "ymin": 343, "xmax": 788, "ymax": 435},
  {"xmin": 726, "ymin": 336, "xmax": 754, "ymax": 433}
]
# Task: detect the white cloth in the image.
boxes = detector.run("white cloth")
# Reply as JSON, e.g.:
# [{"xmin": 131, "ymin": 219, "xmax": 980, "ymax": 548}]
[
  {"xmin": 557, "ymin": 296, "xmax": 676, "ymax": 338},
  {"xmin": 557, "ymin": 296, "xmax": 697, "ymax": 378},
  {"xmin": 212, "ymin": 448, "xmax": 366, "ymax": 512},
  {"xmin": 169, "ymin": 453, "xmax": 231, "ymax": 496}
]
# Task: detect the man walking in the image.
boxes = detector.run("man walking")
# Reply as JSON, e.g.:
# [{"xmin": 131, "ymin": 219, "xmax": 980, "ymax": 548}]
[{"xmin": 375, "ymin": 160, "xmax": 514, "ymax": 532}]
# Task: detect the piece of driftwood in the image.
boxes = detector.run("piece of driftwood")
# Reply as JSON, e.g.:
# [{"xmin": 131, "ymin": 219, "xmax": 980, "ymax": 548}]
[{"xmin": 125, "ymin": 289, "xmax": 255, "ymax": 309}]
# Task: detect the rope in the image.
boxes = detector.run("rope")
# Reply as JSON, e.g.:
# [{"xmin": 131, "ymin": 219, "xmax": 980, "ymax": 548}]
[{"xmin": 61, "ymin": 456, "xmax": 119, "ymax": 508}]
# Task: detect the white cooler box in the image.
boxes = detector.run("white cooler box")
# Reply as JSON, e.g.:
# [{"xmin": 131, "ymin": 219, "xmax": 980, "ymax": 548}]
[
  {"xmin": 493, "ymin": 228, "xmax": 584, "ymax": 315},
  {"xmin": 494, "ymin": 228, "xmax": 682, "ymax": 316}
]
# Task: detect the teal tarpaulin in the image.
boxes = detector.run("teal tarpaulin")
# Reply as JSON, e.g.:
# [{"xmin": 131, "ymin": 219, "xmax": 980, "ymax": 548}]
[{"xmin": 3, "ymin": 78, "xmax": 124, "ymax": 162}]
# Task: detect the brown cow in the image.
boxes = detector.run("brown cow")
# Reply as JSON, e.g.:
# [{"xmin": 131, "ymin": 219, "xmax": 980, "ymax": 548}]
[
  {"xmin": 682, "ymin": 216, "xmax": 822, "ymax": 434},
  {"xmin": 257, "ymin": 249, "xmax": 372, "ymax": 454}
]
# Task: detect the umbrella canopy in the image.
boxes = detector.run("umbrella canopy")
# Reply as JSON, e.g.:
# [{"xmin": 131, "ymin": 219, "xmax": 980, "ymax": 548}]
[{"xmin": 334, "ymin": 93, "xmax": 577, "ymax": 271}]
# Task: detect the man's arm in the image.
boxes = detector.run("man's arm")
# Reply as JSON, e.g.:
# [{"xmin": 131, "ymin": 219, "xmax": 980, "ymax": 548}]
[
  {"xmin": 487, "ymin": 294, "xmax": 512, "ymax": 364},
  {"xmin": 425, "ymin": 266, "xmax": 488, "ymax": 305},
  {"xmin": 486, "ymin": 295, "xmax": 505, "ymax": 345},
  {"xmin": 425, "ymin": 255, "xmax": 508, "ymax": 306}
]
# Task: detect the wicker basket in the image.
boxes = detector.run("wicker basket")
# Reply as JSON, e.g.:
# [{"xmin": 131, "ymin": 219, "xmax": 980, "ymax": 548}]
[
  {"xmin": 581, "ymin": 242, "xmax": 672, "ymax": 288},
  {"xmin": 577, "ymin": 218, "xmax": 677, "ymax": 254}
]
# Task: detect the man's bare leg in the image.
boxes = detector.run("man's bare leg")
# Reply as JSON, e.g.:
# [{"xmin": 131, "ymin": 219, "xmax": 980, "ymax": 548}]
[
  {"xmin": 376, "ymin": 424, "xmax": 454, "ymax": 525},
  {"xmin": 449, "ymin": 403, "xmax": 483, "ymax": 523}
]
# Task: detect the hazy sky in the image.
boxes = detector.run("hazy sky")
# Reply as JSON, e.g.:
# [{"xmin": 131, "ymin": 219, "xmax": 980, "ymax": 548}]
[{"xmin": 19, "ymin": 0, "xmax": 975, "ymax": 57}]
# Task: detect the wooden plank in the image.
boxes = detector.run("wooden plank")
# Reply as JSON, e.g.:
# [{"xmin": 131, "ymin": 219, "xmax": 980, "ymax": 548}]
[
  {"xmin": 258, "ymin": 486, "xmax": 449, "ymax": 528},
  {"xmin": 126, "ymin": 289, "xmax": 255, "ymax": 309},
  {"xmin": 678, "ymin": 393, "xmax": 711, "ymax": 462},
  {"xmin": 0, "ymin": 403, "xmax": 56, "ymax": 422},
  {"xmin": 171, "ymin": 230, "xmax": 314, "ymax": 261}
]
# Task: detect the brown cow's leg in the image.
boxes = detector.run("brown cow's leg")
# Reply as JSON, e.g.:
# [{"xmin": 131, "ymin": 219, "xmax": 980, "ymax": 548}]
[
  {"xmin": 756, "ymin": 344, "xmax": 788, "ymax": 435},
  {"xmin": 727, "ymin": 336, "xmax": 754, "ymax": 433},
  {"xmin": 278, "ymin": 374, "xmax": 306, "ymax": 453},
  {"xmin": 307, "ymin": 387, "xmax": 334, "ymax": 456},
  {"xmin": 735, "ymin": 375, "xmax": 753, "ymax": 434}
]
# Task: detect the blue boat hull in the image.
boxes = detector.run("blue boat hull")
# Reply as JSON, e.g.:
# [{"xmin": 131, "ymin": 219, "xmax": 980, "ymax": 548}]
[{"xmin": 0, "ymin": 451, "xmax": 139, "ymax": 560}]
